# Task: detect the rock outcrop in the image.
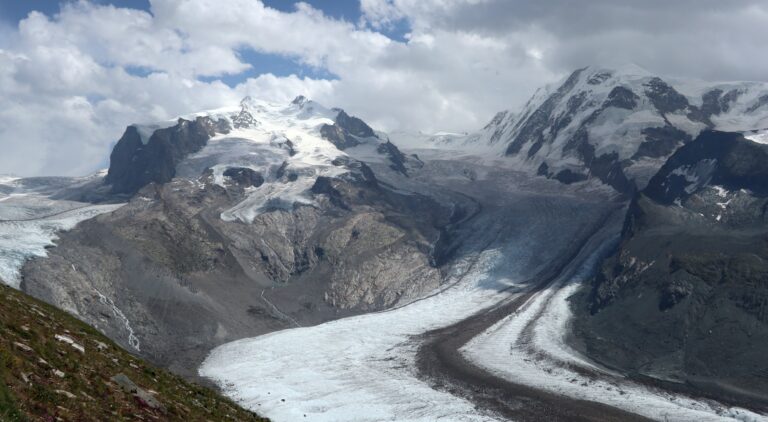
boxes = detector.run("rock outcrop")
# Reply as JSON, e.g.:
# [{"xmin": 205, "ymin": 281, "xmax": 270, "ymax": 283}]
[
  {"xmin": 572, "ymin": 130, "xmax": 768, "ymax": 407},
  {"xmin": 105, "ymin": 117, "xmax": 229, "ymax": 195}
]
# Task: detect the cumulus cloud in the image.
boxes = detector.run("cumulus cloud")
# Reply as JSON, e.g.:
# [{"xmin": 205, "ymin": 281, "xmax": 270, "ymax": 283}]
[
  {"xmin": 2, "ymin": 0, "xmax": 768, "ymax": 176},
  {"xmin": 360, "ymin": 0, "xmax": 768, "ymax": 81},
  {"xmin": 0, "ymin": 1, "xmax": 333, "ymax": 176}
]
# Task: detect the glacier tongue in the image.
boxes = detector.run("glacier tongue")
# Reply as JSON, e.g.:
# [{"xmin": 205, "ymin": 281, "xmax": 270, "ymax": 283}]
[
  {"xmin": 199, "ymin": 161, "xmax": 622, "ymax": 422},
  {"xmin": 0, "ymin": 177, "xmax": 122, "ymax": 288}
]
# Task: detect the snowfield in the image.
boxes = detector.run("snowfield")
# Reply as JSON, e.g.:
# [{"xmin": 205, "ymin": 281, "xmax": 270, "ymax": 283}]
[
  {"xmin": 173, "ymin": 96, "xmax": 395, "ymax": 223},
  {"xmin": 744, "ymin": 129, "xmax": 768, "ymax": 145}
]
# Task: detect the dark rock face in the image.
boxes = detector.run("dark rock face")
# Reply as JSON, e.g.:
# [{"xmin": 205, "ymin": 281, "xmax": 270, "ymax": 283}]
[
  {"xmin": 505, "ymin": 67, "xmax": 586, "ymax": 156},
  {"xmin": 553, "ymin": 169, "xmax": 588, "ymax": 184},
  {"xmin": 484, "ymin": 111, "xmax": 512, "ymax": 144},
  {"xmin": 335, "ymin": 110, "xmax": 375, "ymax": 138},
  {"xmin": 700, "ymin": 89, "xmax": 725, "ymax": 118},
  {"xmin": 272, "ymin": 137, "xmax": 296, "ymax": 156},
  {"xmin": 529, "ymin": 91, "xmax": 588, "ymax": 159},
  {"xmin": 747, "ymin": 94, "xmax": 768, "ymax": 114},
  {"xmin": 587, "ymin": 71, "xmax": 613, "ymax": 85},
  {"xmin": 604, "ymin": 86, "xmax": 639, "ymax": 110},
  {"xmin": 377, "ymin": 141, "xmax": 408, "ymax": 174},
  {"xmin": 644, "ymin": 130, "xmax": 768, "ymax": 204},
  {"xmin": 320, "ymin": 124, "xmax": 362, "ymax": 150},
  {"xmin": 320, "ymin": 109, "xmax": 411, "ymax": 176},
  {"xmin": 633, "ymin": 125, "xmax": 692, "ymax": 159},
  {"xmin": 222, "ymin": 167, "xmax": 264, "ymax": 187},
  {"xmin": 572, "ymin": 131, "xmax": 768, "ymax": 406},
  {"xmin": 310, "ymin": 177, "xmax": 350, "ymax": 210},
  {"xmin": 319, "ymin": 110, "xmax": 376, "ymax": 150},
  {"xmin": 274, "ymin": 160, "xmax": 298, "ymax": 181},
  {"xmin": 484, "ymin": 110, "xmax": 509, "ymax": 130},
  {"xmin": 643, "ymin": 77, "xmax": 689, "ymax": 114},
  {"xmin": 330, "ymin": 157, "xmax": 379, "ymax": 187},
  {"xmin": 589, "ymin": 152, "xmax": 633, "ymax": 194},
  {"xmin": 105, "ymin": 117, "xmax": 222, "ymax": 195},
  {"xmin": 232, "ymin": 108, "xmax": 257, "ymax": 129},
  {"xmin": 575, "ymin": 137, "xmax": 634, "ymax": 194},
  {"xmin": 688, "ymin": 88, "xmax": 743, "ymax": 125},
  {"xmin": 536, "ymin": 161, "xmax": 550, "ymax": 177}
]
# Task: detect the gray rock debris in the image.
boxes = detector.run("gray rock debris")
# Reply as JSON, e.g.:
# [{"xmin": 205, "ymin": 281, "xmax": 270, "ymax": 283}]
[{"xmin": 111, "ymin": 373, "xmax": 165, "ymax": 411}]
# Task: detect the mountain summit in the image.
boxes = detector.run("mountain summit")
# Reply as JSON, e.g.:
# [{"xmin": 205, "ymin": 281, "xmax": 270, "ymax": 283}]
[
  {"xmin": 467, "ymin": 65, "xmax": 768, "ymax": 193},
  {"xmin": 105, "ymin": 96, "xmax": 412, "ymax": 204}
]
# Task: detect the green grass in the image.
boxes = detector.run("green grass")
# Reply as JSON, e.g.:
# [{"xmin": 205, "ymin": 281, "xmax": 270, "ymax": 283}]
[
  {"xmin": 0, "ymin": 283, "xmax": 268, "ymax": 421},
  {"xmin": 0, "ymin": 352, "xmax": 27, "ymax": 422}
]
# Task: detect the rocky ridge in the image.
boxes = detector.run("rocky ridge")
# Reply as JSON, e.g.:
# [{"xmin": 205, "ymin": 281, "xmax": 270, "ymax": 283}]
[
  {"xmin": 457, "ymin": 65, "xmax": 768, "ymax": 194},
  {"xmin": 572, "ymin": 130, "xmax": 768, "ymax": 408}
]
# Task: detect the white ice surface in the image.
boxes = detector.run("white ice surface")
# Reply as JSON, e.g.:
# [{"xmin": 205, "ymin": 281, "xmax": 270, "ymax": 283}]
[
  {"xmin": 0, "ymin": 180, "xmax": 123, "ymax": 288},
  {"xmin": 745, "ymin": 130, "xmax": 768, "ymax": 145},
  {"xmin": 201, "ymin": 247, "xmax": 513, "ymax": 422},
  {"xmin": 462, "ymin": 238, "xmax": 765, "ymax": 422},
  {"xmin": 199, "ymin": 184, "xmax": 594, "ymax": 422},
  {"xmin": 201, "ymin": 176, "xmax": 765, "ymax": 421}
]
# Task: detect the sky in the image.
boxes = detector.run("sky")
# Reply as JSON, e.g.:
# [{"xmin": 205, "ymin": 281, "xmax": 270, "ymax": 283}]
[{"xmin": 1, "ymin": 1, "xmax": 768, "ymax": 176}]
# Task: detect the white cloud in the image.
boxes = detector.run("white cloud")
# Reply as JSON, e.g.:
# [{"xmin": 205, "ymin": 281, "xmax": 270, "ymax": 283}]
[
  {"xmin": 2, "ymin": 0, "xmax": 768, "ymax": 176},
  {"xmin": 359, "ymin": 0, "xmax": 405, "ymax": 29}
]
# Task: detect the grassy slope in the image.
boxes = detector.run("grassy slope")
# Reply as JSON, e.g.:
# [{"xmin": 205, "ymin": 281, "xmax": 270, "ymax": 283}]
[{"xmin": 0, "ymin": 283, "xmax": 268, "ymax": 421}]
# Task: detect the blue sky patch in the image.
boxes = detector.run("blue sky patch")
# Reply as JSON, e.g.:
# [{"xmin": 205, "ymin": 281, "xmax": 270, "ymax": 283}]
[
  {"xmin": 0, "ymin": 0, "xmax": 408, "ymax": 86},
  {"xmin": 124, "ymin": 64, "xmax": 155, "ymax": 78},
  {"xmin": 263, "ymin": 0, "xmax": 362, "ymax": 22},
  {"xmin": 199, "ymin": 48, "xmax": 338, "ymax": 87},
  {"xmin": 0, "ymin": 0, "xmax": 151, "ymax": 22}
]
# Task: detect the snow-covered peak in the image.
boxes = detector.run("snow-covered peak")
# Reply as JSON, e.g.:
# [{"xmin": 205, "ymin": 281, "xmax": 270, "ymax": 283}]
[
  {"xmin": 598, "ymin": 62, "xmax": 653, "ymax": 77},
  {"xmin": 574, "ymin": 63, "xmax": 655, "ymax": 87},
  {"xmin": 234, "ymin": 95, "xmax": 338, "ymax": 122},
  {"xmin": 462, "ymin": 65, "xmax": 768, "ymax": 193},
  {"xmin": 126, "ymin": 96, "xmax": 343, "ymax": 144},
  {"xmin": 290, "ymin": 95, "xmax": 308, "ymax": 106},
  {"xmin": 289, "ymin": 97, "xmax": 339, "ymax": 121},
  {"xmin": 108, "ymin": 96, "xmax": 412, "ymax": 221},
  {"xmin": 240, "ymin": 95, "xmax": 256, "ymax": 108}
]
